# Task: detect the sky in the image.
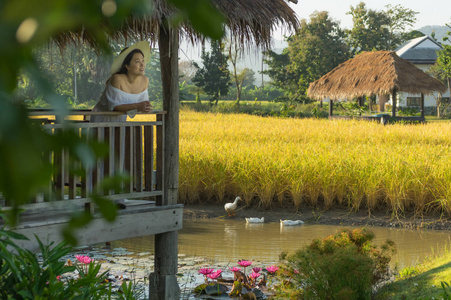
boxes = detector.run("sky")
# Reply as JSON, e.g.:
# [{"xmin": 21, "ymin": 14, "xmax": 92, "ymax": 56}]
[{"xmin": 273, "ymin": 0, "xmax": 451, "ymax": 41}]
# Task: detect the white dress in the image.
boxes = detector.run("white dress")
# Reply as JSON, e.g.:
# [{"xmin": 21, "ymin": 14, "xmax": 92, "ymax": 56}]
[{"xmin": 91, "ymin": 83, "xmax": 149, "ymax": 122}]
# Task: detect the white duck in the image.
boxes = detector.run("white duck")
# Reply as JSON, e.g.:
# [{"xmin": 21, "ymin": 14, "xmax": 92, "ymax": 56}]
[
  {"xmin": 224, "ymin": 196, "xmax": 242, "ymax": 217},
  {"xmin": 280, "ymin": 219, "xmax": 304, "ymax": 226},
  {"xmin": 245, "ymin": 217, "xmax": 265, "ymax": 223}
]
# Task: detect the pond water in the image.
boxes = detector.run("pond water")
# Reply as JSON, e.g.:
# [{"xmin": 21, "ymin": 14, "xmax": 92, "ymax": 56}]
[{"xmin": 112, "ymin": 219, "xmax": 451, "ymax": 269}]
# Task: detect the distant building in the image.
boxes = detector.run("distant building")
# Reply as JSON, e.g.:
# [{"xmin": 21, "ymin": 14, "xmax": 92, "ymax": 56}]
[{"xmin": 389, "ymin": 36, "xmax": 449, "ymax": 110}]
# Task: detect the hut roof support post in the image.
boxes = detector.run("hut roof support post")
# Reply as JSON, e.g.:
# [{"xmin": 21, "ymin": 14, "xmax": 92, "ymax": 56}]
[
  {"xmin": 391, "ymin": 89, "xmax": 397, "ymax": 117},
  {"xmin": 149, "ymin": 20, "xmax": 181, "ymax": 300},
  {"xmin": 329, "ymin": 99, "xmax": 333, "ymax": 118},
  {"xmin": 421, "ymin": 93, "xmax": 425, "ymax": 120}
]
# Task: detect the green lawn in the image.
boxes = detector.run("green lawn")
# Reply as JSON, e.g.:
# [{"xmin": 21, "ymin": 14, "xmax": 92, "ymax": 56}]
[{"xmin": 376, "ymin": 247, "xmax": 451, "ymax": 299}]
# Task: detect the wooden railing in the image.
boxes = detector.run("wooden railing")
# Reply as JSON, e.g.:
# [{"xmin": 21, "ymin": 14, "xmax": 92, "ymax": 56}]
[
  {"xmin": 26, "ymin": 110, "xmax": 165, "ymax": 205},
  {"xmin": 1, "ymin": 110, "xmax": 184, "ymax": 254}
]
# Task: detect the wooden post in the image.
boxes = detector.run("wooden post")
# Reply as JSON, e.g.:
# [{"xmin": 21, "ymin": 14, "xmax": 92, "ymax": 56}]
[
  {"xmin": 159, "ymin": 21, "xmax": 179, "ymax": 207},
  {"xmin": 379, "ymin": 94, "xmax": 389, "ymax": 112},
  {"xmin": 329, "ymin": 99, "xmax": 333, "ymax": 117},
  {"xmin": 420, "ymin": 93, "xmax": 425, "ymax": 120},
  {"xmin": 358, "ymin": 96, "xmax": 364, "ymax": 107},
  {"xmin": 149, "ymin": 231, "xmax": 180, "ymax": 300},
  {"xmin": 391, "ymin": 89, "xmax": 397, "ymax": 117},
  {"xmin": 149, "ymin": 20, "xmax": 180, "ymax": 300}
]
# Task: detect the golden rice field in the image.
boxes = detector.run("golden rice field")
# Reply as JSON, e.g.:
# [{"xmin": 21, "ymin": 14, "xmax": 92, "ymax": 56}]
[{"xmin": 143, "ymin": 111, "xmax": 451, "ymax": 214}]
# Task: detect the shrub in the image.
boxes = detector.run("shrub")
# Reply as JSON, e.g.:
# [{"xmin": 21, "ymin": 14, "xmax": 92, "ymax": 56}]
[
  {"xmin": 0, "ymin": 228, "xmax": 142, "ymax": 299},
  {"xmin": 277, "ymin": 228, "xmax": 396, "ymax": 300}
]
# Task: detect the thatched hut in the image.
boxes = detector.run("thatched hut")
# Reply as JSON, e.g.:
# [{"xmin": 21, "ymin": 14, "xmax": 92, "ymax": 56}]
[
  {"xmin": 54, "ymin": 1, "xmax": 298, "ymax": 299},
  {"xmin": 307, "ymin": 51, "xmax": 446, "ymax": 119}
]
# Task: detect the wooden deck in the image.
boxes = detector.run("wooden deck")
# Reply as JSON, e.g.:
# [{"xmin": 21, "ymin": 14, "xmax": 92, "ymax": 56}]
[
  {"xmin": 2, "ymin": 110, "xmax": 183, "ymax": 251},
  {"xmin": 1, "ymin": 200, "xmax": 183, "ymax": 252}
]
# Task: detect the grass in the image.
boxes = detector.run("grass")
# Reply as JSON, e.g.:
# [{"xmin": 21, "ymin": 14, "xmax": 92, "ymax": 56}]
[
  {"xmin": 133, "ymin": 110, "xmax": 451, "ymax": 215},
  {"xmin": 375, "ymin": 244, "xmax": 451, "ymax": 299}
]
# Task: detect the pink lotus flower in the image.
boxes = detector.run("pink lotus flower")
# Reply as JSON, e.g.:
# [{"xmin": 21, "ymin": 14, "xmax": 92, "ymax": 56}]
[
  {"xmin": 249, "ymin": 272, "xmax": 261, "ymax": 279},
  {"xmin": 229, "ymin": 267, "xmax": 241, "ymax": 272},
  {"xmin": 207, "ymin": 269, "xmax": 222, "ymax": 280},
  {"xmin": 199, "ymin": 268, "xmax": 214, "ymax": 275},
  {"xmin": 238, "ymin": 260, "xmax": 252, "ymax": 268},
  {"xmin": 75, "ymin": 255, "xmax": 92, "ymax": 264},
  {"xmin": 266, "ymin": 265, "xmax": 279, "ymax": 274},
  {"xmin": 252, "ymin": 267, "xmax": 262, "ymax": 273}
]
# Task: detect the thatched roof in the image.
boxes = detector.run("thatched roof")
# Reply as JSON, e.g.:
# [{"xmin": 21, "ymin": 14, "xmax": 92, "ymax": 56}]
[
  {"xmin": 307, "ymin": 51, "xmax": 446, "ymax": 100},
  {"xmin": 53, "ymin": 0, "xmax": 298, "ymax": 50}
]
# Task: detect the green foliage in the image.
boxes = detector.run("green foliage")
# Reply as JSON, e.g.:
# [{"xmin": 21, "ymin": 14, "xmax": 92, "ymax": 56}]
[
  {"xmin": 0, "ymin": 228, "xmax": 144, "ymax": 299},
  {"xmin": 278, "ymin": 228, "xmax": 396, "ymax": 300},
  {"xmin": 434, "ymin": 45, "xmax": 451, "ymax": 94},
  {"xmin": 347, "ymin": 2, "xmax": 418, "ymax": 52},
  {"xmin": 166, "ymin": 0, "xmax": 225, "ymax": 40},
  {"xmin": 397, "ymin": 266, "xmax": 421, "ymax": 279},
  {"xmin": 1, "ymin": 0, "xmax": 227, "ymax": 245},
  {"xmin": 264, "ymin": 11, "xmax": 350, "ymax": 103},
  {"xmin": 442, "ymin": 281, "xmax": 451, "ymax": 299},
  {"xmin": 398, "ymin": 107, "xmax": 420, "ymax": 116},
  {"xmin": 147, "ymin": 48, "xmax": 163, "ymax": 103},
  {"xmin": 193, "ymin": 40, "xmax": 231, "ymax": 104}
]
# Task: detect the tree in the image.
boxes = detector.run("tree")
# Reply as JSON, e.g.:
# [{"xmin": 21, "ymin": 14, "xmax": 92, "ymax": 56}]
[
  {"xmin": 430, "ymin": 23, "xmax": 451, "ymax": 117},
  {"xmin": 404, "ymin": 30, "xmax": 427, "ymax": 41},
  {"xmin": 242, "ymin": 69, "xmax": 256, "ymax": 89},
  {"xmin": 262, "ymin": 49, "xmax": 292, "ymax": 99},
  {"xmin": 264, "ymin": 11, "xmax": 350, "ymax": 103},
  {"xmin": 178, "ymin": 60, "xmax": 197, "ymax": 84},
  {"xmin": 227, "ymin": 42, "xmax": 252, "ymax": 102},
  {"xmin": 347, "ymin": 2, "xmax": 418, "ymax": 52},
  {"xmin": 147, "ymin": 48, "xmax": 162, "ymax": 103},
  {"xmin": 192, "ymin": 40, "xmax": 231, "ymax": 105}
]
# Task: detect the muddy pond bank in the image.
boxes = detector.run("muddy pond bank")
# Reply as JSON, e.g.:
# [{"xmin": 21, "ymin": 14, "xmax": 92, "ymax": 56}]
[{"xmin": 183, "ymin": 203, "xmax": 451, "ymax": 231}]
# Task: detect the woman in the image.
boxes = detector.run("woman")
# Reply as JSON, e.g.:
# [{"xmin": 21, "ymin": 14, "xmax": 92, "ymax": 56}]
[
  {"xmin": 90, "ymin": 42, "xmax": 152, "ymax": 208},
  {"xmin": 91, "ymin": 41, "xmax": 152, "ymax": 122}
]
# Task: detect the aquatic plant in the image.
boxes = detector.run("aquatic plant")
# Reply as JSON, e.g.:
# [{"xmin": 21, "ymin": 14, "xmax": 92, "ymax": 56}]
[
  {"xmin": 252, "ymin": 267, "xmax": 262, "ymax": 273},
  {"xmin": 238, "ymin": 259, "xmax": 252, "ymax": 275},
  {"xmin": 266, "ymin": 265, "xmax": 279, "ymax": 274},
  {"xmin": 74, "ymin": 254, "xmax": 92, "ymax": 264},
  {"xmin": 207, "ymin": 269, "xmax": 222, "ymax": 281},
  {"xmin": 194, "ymin": 260, "xmax": 281, "ymax": 298}
]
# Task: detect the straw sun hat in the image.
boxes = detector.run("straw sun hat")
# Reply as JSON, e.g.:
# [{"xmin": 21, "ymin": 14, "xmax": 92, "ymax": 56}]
[{"xmin": 110, "ymin": 41, "xmax": 151, "ymax": 74}]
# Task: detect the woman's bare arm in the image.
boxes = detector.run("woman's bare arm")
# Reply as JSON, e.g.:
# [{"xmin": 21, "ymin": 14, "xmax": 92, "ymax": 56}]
[{"xmin": 113, "ymin": 101, "xmax": 151, "ymax": 113}]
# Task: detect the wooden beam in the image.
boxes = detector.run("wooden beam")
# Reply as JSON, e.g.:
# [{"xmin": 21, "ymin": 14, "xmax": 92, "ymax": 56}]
[
  {"xmin": 159, "ymin": 19, "xmax": 179, "ymax": 207},
  {"xmin": 144, "ymin": 125, "xmax": 154, "ymax": 192},
  {"xmin": 7, "ymin": 204, "xmax": 183, "ymax": 252},
  {"xmin": 134, "ymin": 126, "xmax": 143, "ymax": 192},
  {"xmin": 153, "ymin": 20, "xmax": 181, "ymax": 300}
]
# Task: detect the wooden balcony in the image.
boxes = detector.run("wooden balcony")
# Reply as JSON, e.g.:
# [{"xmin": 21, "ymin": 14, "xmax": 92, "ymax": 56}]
[{"xmin": 1, "ymin": 109, "xmax": 183, "ymax": 252}]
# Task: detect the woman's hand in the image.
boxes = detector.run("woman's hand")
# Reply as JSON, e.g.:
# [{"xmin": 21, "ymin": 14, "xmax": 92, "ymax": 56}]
[{"xmin": 137, "ymin": 101, "xmax": 152, "ymax": 113}]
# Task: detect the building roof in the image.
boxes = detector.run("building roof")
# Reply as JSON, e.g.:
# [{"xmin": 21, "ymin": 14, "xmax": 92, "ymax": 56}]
[
  {"xmin": 53, "ymin": 0, "xmax": 299, "ymax": 51},
  {"xmin": 396, "ymin": 36, "xmax": 443, "ymax": 64},
  {"xmin": 307, "ymin": 51, "xmax": 446, "ymax": 100}
]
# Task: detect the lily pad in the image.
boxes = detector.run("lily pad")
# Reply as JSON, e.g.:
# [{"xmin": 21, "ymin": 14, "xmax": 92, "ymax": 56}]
[
  {"xmin": 194, "ymin": 283, "xmax": 228, "ymax": 295},
  {"xmin": 205, "ymin": 283, "xmax": 228, "ymax": 295}
]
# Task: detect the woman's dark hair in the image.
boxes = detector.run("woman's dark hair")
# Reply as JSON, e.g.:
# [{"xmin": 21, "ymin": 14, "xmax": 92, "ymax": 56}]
[{"xmin": 115, "ymin": 49, "xmax": 144, "ymax": 75}]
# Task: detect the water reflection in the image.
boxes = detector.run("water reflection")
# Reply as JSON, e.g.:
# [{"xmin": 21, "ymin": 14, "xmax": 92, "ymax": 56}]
[{"xmin": 112, "ymin": 219, "xmax": 451, "ymax": 269}]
